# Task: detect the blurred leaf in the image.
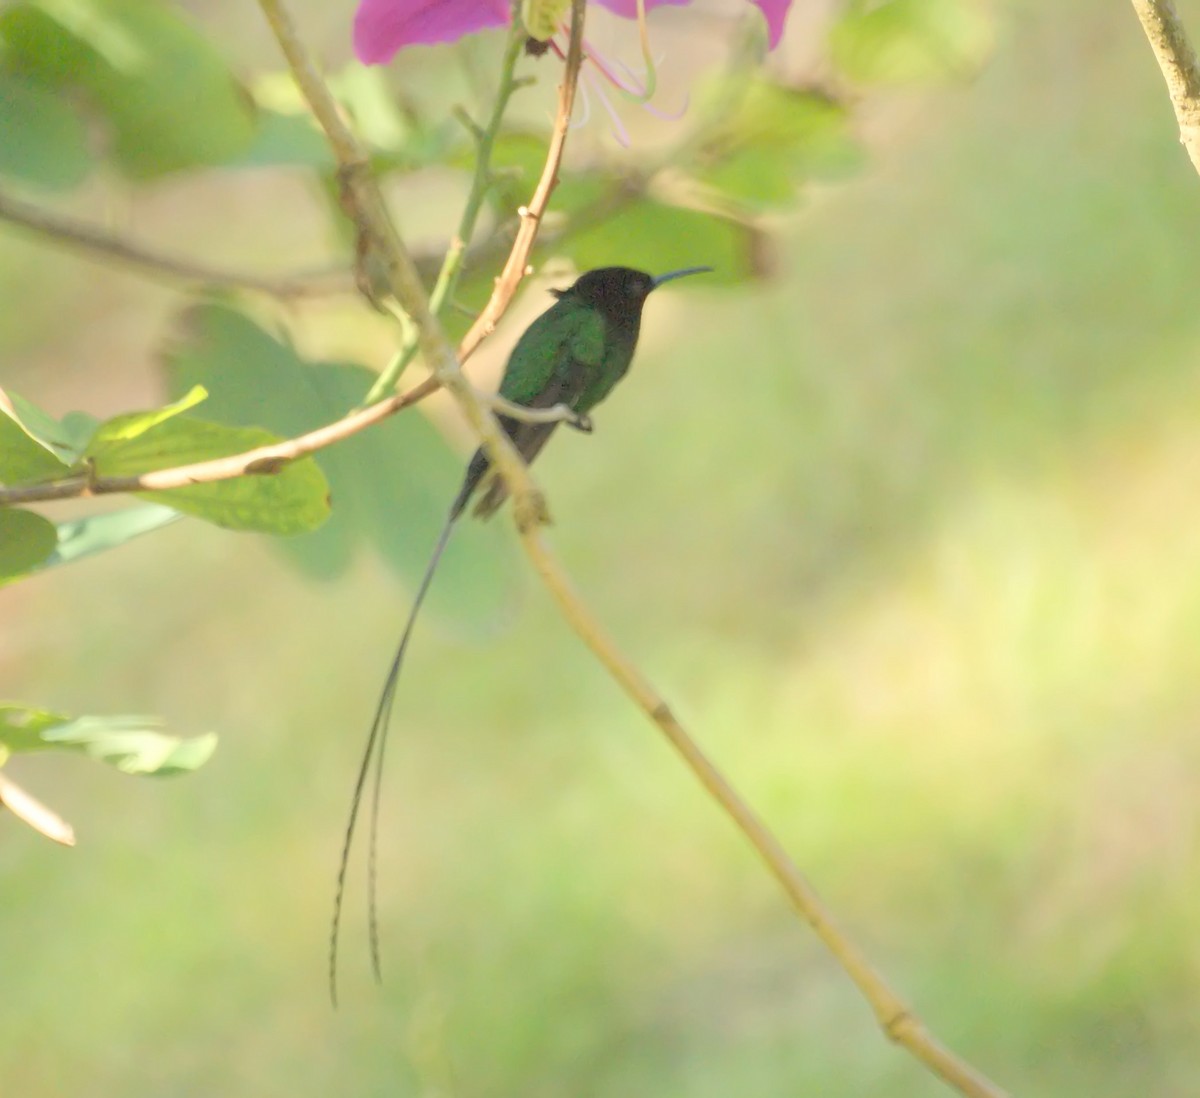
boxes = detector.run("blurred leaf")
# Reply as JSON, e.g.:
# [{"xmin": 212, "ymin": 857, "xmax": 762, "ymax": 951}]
[
  {"xmin": 40, "ymin": 503, "xmax": 183, "ymax": 571},
  {"xmin": 2, "ymin": 388, "xmax": 86, "ymax": 460},
  {"xmin": 687, "ymin": 80, "xmax": 862, "ymax": 211},
  {"xmin": 58, "ymin": 410, "xmax": 101, "ymax": 452},
  {"xmin": 0, "ymin": 498, "xmax": 180, "ymax": 588},
  {"xmin": 88, "ymin": 415, "xmax": 330, "ymax": 535},
  {"xmin": 160, "ymin": 303, "xmax": 518, "ymax": 629},
  {"xmin": 0, "ymin": 394, "xmax": 73, "ymax": 484},
  {"xmin": 831, "ymin": 0, "xmax": 994, "ymax": 84},
  {"xmin": 562, "ymin": 200, "xmax": 766, "ymax": 285},
  {"xmin": 86, "ymin": 384, "xmax": 207, "ymax": 445},
  {"xmin": 160, "ymin": 303, "xmax": 359, "ymax": 573},
  {"xmin": 329, "ymin": 64, "xmax": 457, "ymax": 171},
  {"xmin": 227, "ymin": 107, "xmax": 335, "ymax": 170},
  {"xmin": 0, "ymin": 67, "xmax": 90, "ymax": 188},
  {"xmin": 440, "ymin": 261, "xmax": 503, "ymax": 346},
  {"xmin": 0, "ymin": 704, "xmax": 216, "ymax": 776},
  {"xmin": 476, "ymin": 130, "xmax": 550, "ymax": 214},
  {"xmin": 0, "ymin": 0, "xmax": 257, "ymax": 179},
  {"xmin": 0, "ymin": 508, "xmax": 58, "ymax": 583},
  {"xmin": 334, "ymin": 63, "xmax": 412, "ymax": 151},
  {"xmin": 302, "ymin": 362, "xmax": 520, "ymax": 632}
]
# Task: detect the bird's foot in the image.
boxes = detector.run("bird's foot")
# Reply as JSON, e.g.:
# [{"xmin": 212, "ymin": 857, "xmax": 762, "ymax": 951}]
[{"xmin": 569, "ymin": 413, "xmax": 594, "ymax": 434}]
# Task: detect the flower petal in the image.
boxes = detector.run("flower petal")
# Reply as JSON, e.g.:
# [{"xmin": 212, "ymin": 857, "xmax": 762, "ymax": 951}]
[
  {"xmin": 749, "ymin": 0, "xmax": 792, "ymax": 49},
  {"xmin": 354, "ymin": 0, "xmax": 509, "ymax": 64}
]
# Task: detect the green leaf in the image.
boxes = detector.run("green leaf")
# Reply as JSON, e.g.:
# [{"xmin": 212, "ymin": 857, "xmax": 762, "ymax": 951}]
[
  {"xmin": 831, "ymin": 0, "xmax": 995, "ymax": 84},
  {"xmin": 301, "ymin": 363, "xmax": 521, "ymax": 631},
  {"xmin": 474, "ymin": 130, "xmax": 550, "ymax": 214},
  {"xmin": 563, "ymin": 200, "xmax": 767, "ymax": 286},
  {"xmin": 3, "ymin": 388, "xmax": 86, "ymax": 459},
  {"xmin": 686, "ymin": 79, "xmax": 862, "ymax": 211},
  {"xmin": 87, "ymin": 414, "xmax": 330, "ymax": 535},
  {"xmin": 0, "ymin": 0, "xmax": 257, "ymax": 179},
  {"xmin": 40, "ymin": 503, "xmax": 182, "ymax": 571},
  {"xmin": 227, "ymin": 107, "xmax": 335, "ymax": 170},
  {"xmin": 0, "ymin": 396, "xmax": 73, "ymax": 485},
  {"xmin": 86, "ymin": 384, "xmax": 208, "ymax": 445},
  {"xmin": 0, "ymin": 704, "xmax": 216, "ymax": 776},
  {"xmin": 0, "ymin": 508, "xmax": 58, "ymax": 583},
  {"xmin": 58, "ymin": 410, "xmax": 101, "ymax": 453},
  {"xmin": 333, "ymin": 63, "xmax": 413, "ymax": 153},
  {"xmin": 0, "ymin": 67, "xmax": 91, "ymax": 188},
  {"xmin": 159, "ymin": 304, "xmax": 358, "ymax": 567},
  {"xmin": 327, "ymin": 64, "xmax": 457, "ymax": 171},
  {"xmin": 159, "ymin": 303, "xmax": 519, "ymax": 630}
]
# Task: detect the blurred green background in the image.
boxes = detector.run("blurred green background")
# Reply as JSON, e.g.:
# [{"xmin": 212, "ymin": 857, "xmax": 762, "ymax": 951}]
[{"xmin": 4, "ymin": 0, "xmax": 1200, "ymax": 1094}]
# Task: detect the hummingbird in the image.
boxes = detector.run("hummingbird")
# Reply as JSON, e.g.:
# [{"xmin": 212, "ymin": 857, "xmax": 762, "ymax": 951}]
[{"xmin": 329, "ymin": 264, "xmax": 712, "ymax": 1002}]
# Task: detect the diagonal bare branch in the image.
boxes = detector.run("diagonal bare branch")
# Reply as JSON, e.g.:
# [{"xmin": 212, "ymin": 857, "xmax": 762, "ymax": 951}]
[
  {"xmin": 1131, "ymin": 0, "xmax": 1200, "ymax": 175},
  {"xmin": 0, "ymin": 187, "xmax": 354, "ymax": 299},
  {"xmin": 0, "ymin": 390, "xmax": 583, "ymax": 506},
  {"xmin": 0, "ymin": 770, "xmax": 76, "ymax": 846}
]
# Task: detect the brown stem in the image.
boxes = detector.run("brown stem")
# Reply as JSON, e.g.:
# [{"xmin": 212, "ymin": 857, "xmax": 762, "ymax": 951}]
[
  {"xmin": 0, "ymin": 188, "xmax": 354, "ymax": 299},
  {"xmin": 393, "ymin": 5, "xmax": 591, "ymax": 412},
  {"xmin": 0, "ymin": 386, "xmax": 425, "ymax": 504},
  {"xmin": 1131, "ymin": 0, "xmax": 1200, "ymax": 176},
  {"xmin": 522, "ymin": 533, "xmax": 1009, "ymax": 1098},
  {"xmin": 0, "ymin": 770, "xmax": 76, "ymax": 846}
]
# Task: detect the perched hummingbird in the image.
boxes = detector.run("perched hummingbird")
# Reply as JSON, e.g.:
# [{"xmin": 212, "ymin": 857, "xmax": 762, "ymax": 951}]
[{"xmin": 330, "ymin": 265, "xmax": 712, "ymax": 1001}]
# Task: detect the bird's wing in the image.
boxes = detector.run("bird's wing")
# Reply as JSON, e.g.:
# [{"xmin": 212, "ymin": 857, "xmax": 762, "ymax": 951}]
[
  {"xmin": 473, "ymin": 318, "xmax": 607, "ymax": 519},
  {"xmin": 497, "ymin": 305, "xmax": 606, "ymax": 405}
]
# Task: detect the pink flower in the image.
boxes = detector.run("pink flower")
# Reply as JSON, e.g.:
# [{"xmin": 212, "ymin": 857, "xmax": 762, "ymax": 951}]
[{"xmin": 353, "ymin": 0, "xmax": 792, "ymax": 65}]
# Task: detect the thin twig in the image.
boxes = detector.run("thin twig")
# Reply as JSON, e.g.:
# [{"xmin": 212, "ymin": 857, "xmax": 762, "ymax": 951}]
[
  {"xmin": 521, "ymin": 533, "xmax": 1008, "ymax": 1098},
  {"xmin": 390, "ymin": 7, "xmax": 591, "ymax": 412},
  {"xmin": 0, "ymin": 392, "xmax": 405, "ymax": 503},
  {"xmin": 0, "ymin": 188, "xmax": 354, "ymax": 299},
  {"xmin": 0, "ymin": 388, "xmax": 584, "ymax": 506},
  {"xmin": 0, "ymin": 770, "xmax": 76, "ymax": 846},
  {"xmin": 459, "ymin": 22, "xmax": 584, "ymax": 362},
  {"xmin": 1131, "ymin": 0, "xmax": 1200, "ymax": 176},
  {"xmin": 257, "ymin": 0, "xmax": 552, "ymax": 530},
  {"xmin": 361, "ymin": 20, "xmax": 532, "ymax": 406}
]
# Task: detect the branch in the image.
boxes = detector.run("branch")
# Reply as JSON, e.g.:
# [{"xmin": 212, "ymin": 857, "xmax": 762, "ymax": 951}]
[
  {"xmin": 0, "ymin": 770, "xmax": 76, "ymax": 846},
  {"xmin": 520, "ymin": 534, "xmax": 1007, "ymax": 1098},
  {"xmin": 389, "ymin": 9, "xmax": 591, "ymax": 412},
  {"xmin": 0, "ymin": 388, "xmax": 584, "ymax": 506},
  {"xmin": 459, "ymin": 26, "xmax": 584, "ymax": 363},
  {"xmin": 362, "ymin": 21, "xmax": 532, "ymax": 406},
  {"xmin": 0, "ymin": 390, "xmax": 413, "ymax": 504},
  {"xmin": 0, "ymin": 187, "xmax": 354, "ymax": 299},
  {"xmin": 257, "ymin": 0, "xmax": 553, "ymax": 530},
  {"xmin": 1131, "ymin": 0, "xmax": 1200, "ymax": 176}
]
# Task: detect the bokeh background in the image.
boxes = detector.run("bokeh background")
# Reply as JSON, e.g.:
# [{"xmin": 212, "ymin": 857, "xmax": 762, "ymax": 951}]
[{"xmin": 4, "ymin": 0, "xmax": 1200, "ymax": 1094}]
